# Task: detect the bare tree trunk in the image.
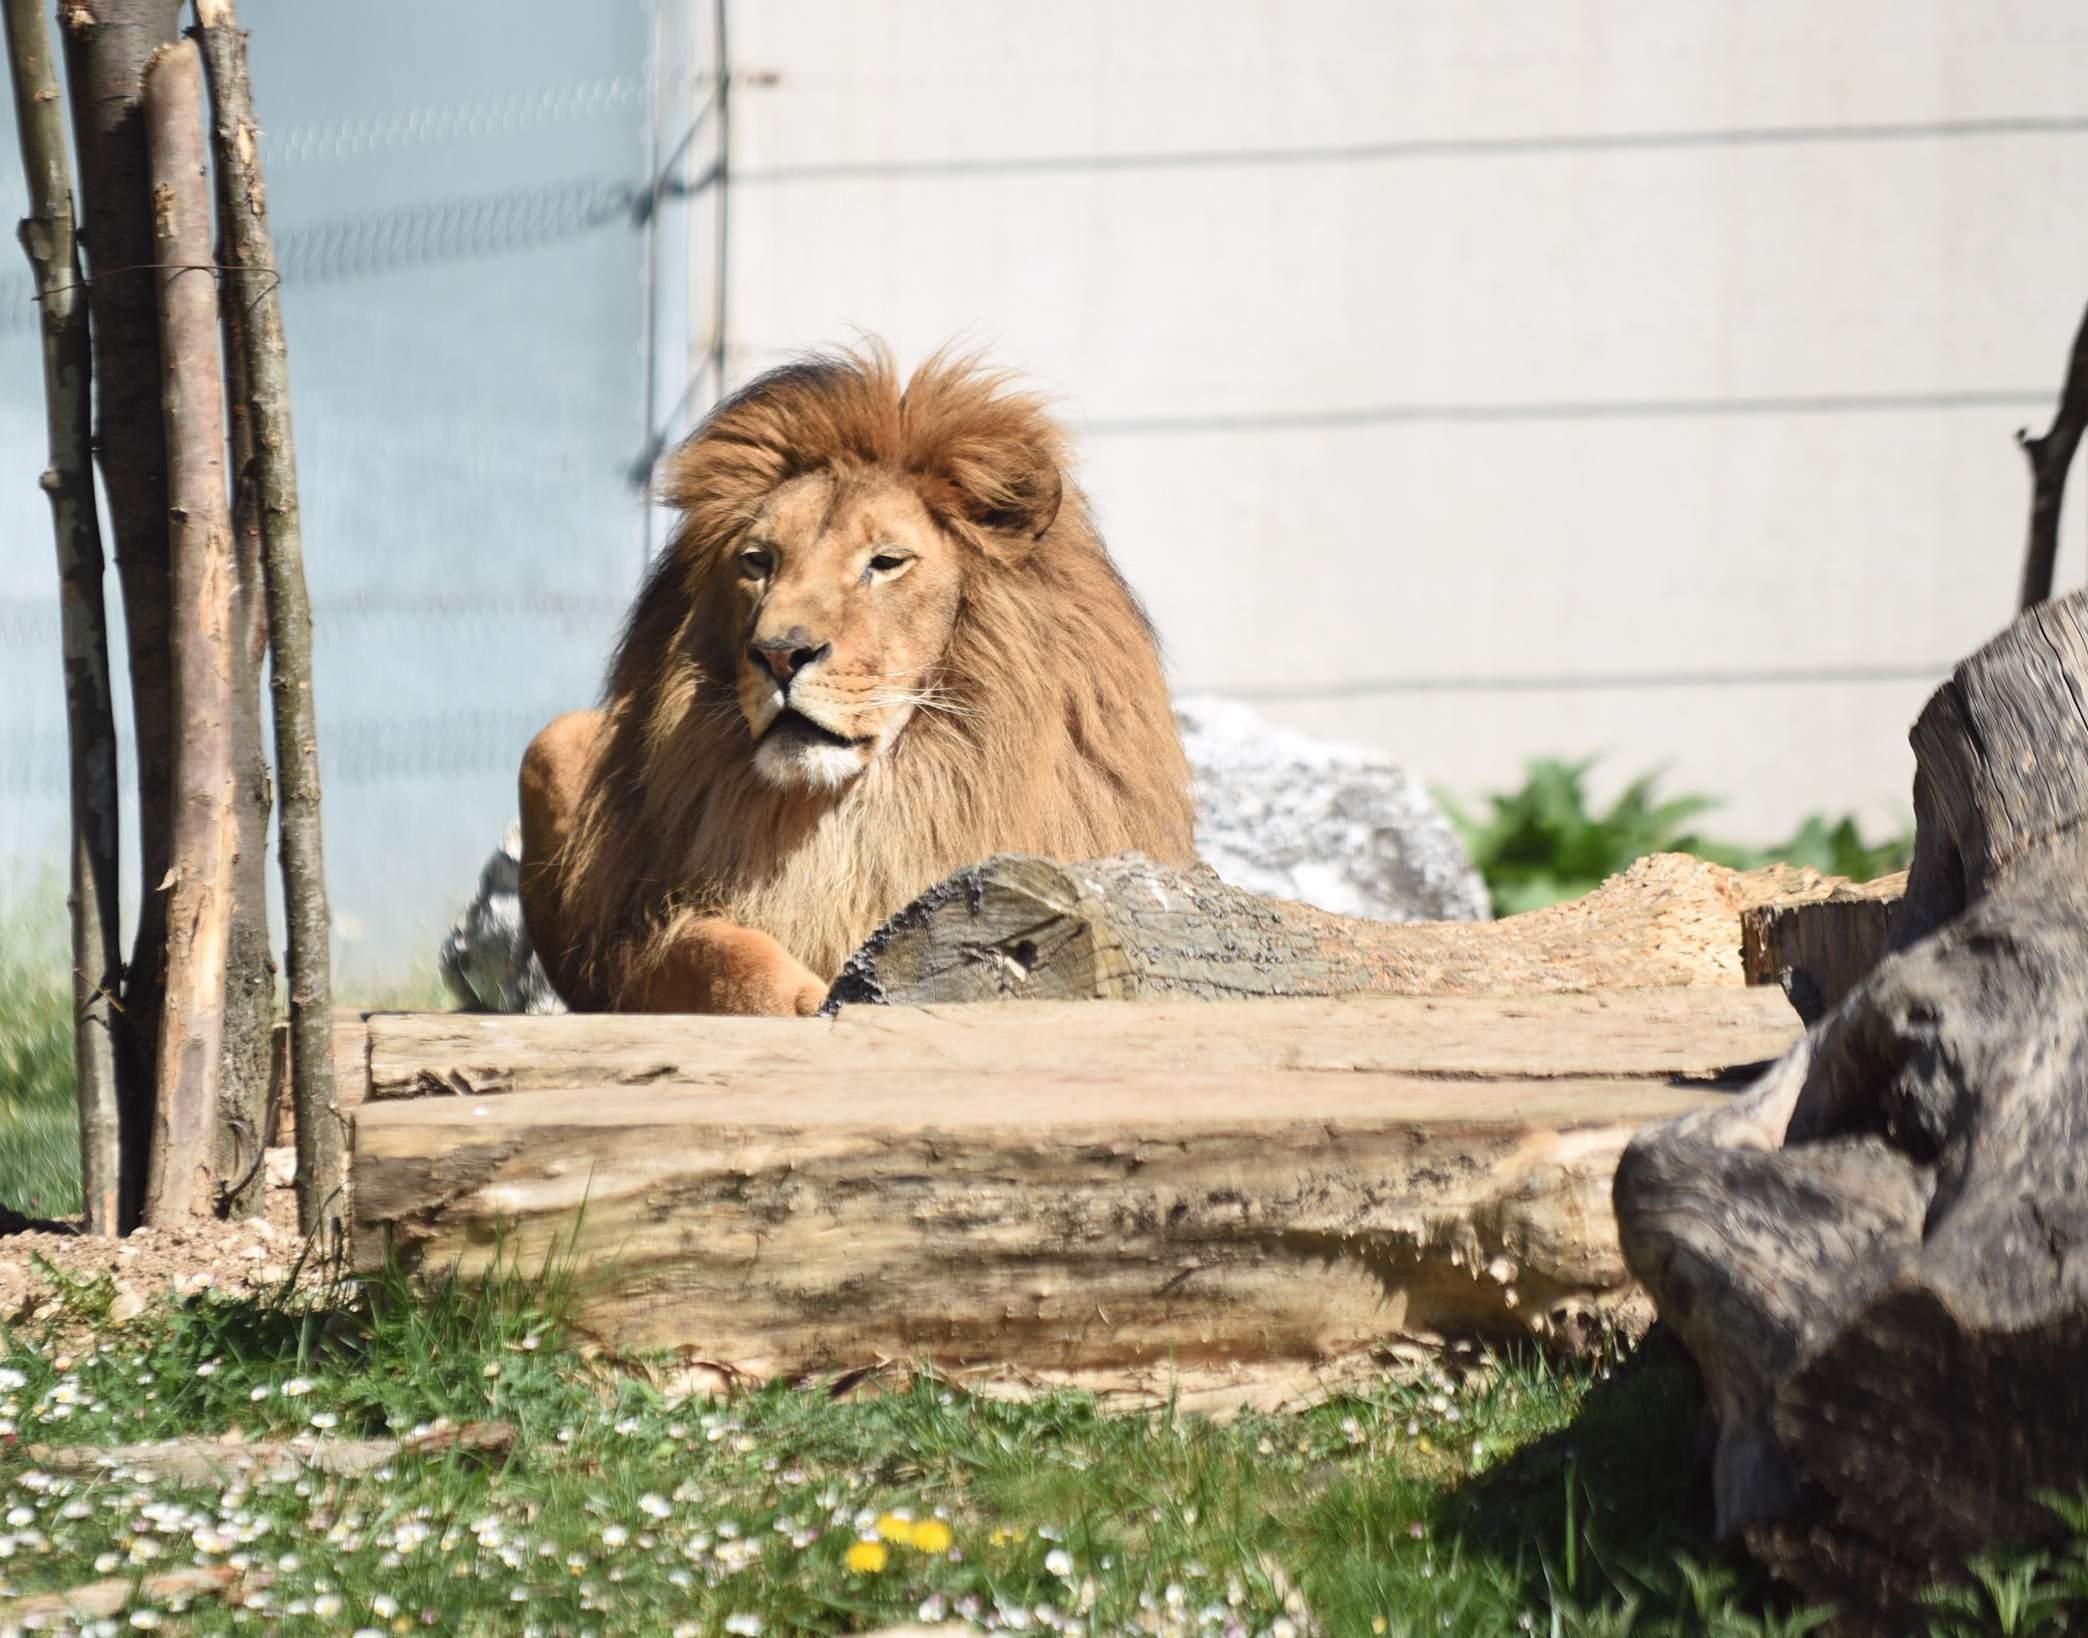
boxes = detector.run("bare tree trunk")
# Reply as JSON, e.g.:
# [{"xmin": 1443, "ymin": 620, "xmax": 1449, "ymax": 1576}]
[
  {"xmin": 2018, "ymin": 299, "xmax": 2088, "ymax": 610},
  {"xmin": 196, "ymin": 0, "xmax": 342, "ymax": 1240},
  {"xmin": 208, "ymin": 40, "xmax": 274, "ymax": 1224},
  {"xmin": 5, "ymin": 0, "xmax": 123, "ymax": 1233},
  {"xmin": 60, "ymin": 0, "xmax": 181, "ymax": 1230},
  {"xmin": 139, "ymin": 38, "xmax": 235, "ymax": 1223}
]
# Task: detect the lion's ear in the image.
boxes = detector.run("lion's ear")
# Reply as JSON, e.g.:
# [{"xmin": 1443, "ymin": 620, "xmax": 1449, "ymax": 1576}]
[{"xmin": 944, "ymin": 438, "xmax": 1064, "ymax": 551}]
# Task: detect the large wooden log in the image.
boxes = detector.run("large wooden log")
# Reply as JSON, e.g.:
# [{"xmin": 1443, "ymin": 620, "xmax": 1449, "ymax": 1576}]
[
  {"xmin": 348, "ymin": 987, "xmax": 1795, "ymax": 1371},
  {"xmin": 343, "ymin": 988, "xmax": 1799, "ymax": 1107},
  {"xmin": 831, "ymin": 851, "xmax": 1815, "ymax": 1006},
  {"xmin": 1614, "ymin": 588, "xmax": 2088, "ymax": 1624},
  {"xmin": 356, "ymin": 1068, "xmax": 1718, "ymax": 1369}
]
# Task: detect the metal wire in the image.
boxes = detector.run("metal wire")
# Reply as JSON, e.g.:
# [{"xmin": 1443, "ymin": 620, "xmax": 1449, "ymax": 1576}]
[{"xmin": 261, "ymin": 75, "xmax": 642, "ymax": 165}]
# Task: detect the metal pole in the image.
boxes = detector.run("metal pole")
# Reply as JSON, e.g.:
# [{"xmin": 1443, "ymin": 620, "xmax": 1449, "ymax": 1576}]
[{"xmin": 708, "ymin": 0, "xmax": 729, "ymax": 404}]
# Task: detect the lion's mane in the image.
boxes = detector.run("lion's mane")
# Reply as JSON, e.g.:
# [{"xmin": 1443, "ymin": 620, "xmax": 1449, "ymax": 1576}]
[{"xmin": 552, "ymin": 346, "xmax": 1198, "ymax": 1005}]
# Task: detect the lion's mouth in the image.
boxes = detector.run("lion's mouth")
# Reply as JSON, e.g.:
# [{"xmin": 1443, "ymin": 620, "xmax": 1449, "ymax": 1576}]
[{"xmin": 761, "ymin": 707, "xmax": 868, "ymax": 751}]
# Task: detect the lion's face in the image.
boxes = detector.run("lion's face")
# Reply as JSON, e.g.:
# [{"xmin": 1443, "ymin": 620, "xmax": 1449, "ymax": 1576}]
[{"xmin": 730, "ymin": 470, "xmax": 963, "ymax": 791}]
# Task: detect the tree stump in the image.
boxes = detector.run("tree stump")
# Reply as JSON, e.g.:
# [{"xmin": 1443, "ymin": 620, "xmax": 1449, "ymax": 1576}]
[{"xmin": 1614, "ymin": 588, "xmax": 2088, "ymax": 1624}]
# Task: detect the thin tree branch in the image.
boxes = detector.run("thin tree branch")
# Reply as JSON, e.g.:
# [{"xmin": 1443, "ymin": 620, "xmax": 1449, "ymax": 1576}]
[
  {"xmin": 2018, "ymin": 299, "xmax": 2088, "ymax": 611},
  {"xmin": 4, "ymin": 0, "xmax": 123, "ymax": 1232}
]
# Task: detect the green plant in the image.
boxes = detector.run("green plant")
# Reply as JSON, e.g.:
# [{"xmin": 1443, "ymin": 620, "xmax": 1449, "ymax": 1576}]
[
  {"xmin": 1922, "ymin": 1552, "xmax": 2072, "ymax": 1636},
  {"xmin": 1445, "ymin": 760, "xmax": 1914, "ymax": 917}
]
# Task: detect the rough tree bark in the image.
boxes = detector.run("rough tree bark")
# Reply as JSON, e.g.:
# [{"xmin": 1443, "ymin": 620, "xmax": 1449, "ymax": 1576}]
[
  {"xmin": 1614, "ymin": 588, "xmax": 2088, "ymax": 1625},
  {"xmin": 354, "ymin": 1061, "xmax": 1725, "ymax": 1369},
  {"xmin": 60, "ymin": 0, "xmax": 182, "ymax": 1227},
  {"xmin": 196, "ymin": 0, "xmax": 342, "ymax": 1241},
  {"xmin": 205, "ymin": 18, "xmax": 274, "ymax": 1224},
  {"xmin": 830, "ymin": 851, "xmax": 1823, "ymax": 1006},
  {"xmin": 4, "ymin": 0, "xmax": 124, "ymax": 1232},
  {"xmin": 139, "ymin": 38, "xmax": 236, "ymax": 1223},
  {"xmin": 2018, "ymin": 298, "xmax": 2088, "ymax": 610}
]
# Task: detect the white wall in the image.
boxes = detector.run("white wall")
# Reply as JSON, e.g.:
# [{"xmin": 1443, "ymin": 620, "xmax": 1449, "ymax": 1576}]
[{"xmin": 715, "ymin": 0, "xmax": 2088, "ymax": 839}]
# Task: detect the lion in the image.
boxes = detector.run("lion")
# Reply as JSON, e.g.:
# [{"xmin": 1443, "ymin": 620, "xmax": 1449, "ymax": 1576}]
[{"xmin": 517, "ymin": 345, "xmax": 1198, "ymax": 1015}]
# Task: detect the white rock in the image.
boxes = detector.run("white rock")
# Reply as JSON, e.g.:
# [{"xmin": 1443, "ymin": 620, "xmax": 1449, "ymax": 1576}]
[{"xmin": 1175, "ymin": 696, "xmax": 1490, "ymax": 924}]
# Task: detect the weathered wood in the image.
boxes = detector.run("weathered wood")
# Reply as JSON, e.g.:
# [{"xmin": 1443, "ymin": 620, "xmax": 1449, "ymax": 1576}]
[
  {"xmin": 0, "ymin": 1567, "xmax": 257, "ymax": 1627},
  {"xmin": 5, "ymin": 0, "xmax": 124, "ymax": 1232},
  {"xmin": 355, "ymin": 1065, "xmax": 1724, "ymax": 1368},
  {"xmin": 1738, "ymin": 871, "xmax": 1905, "ymax": 1024},
  {"xmin": 832, "ymin": 851, "xmax": 1812, "ymax": 1006},
  {"xmin": 140, "ymin": 38, "xmax": 236, "ymax": 1225},
  {"xmin": 1615, "ymin": 587, "xmax": 2088, "ymax": 1623},
  {"xmin": 343, "ymin": 987, "xmax": 1799, "ymax": 1107},
  {"xmin": 28, "ymin": 1419, "xmax": 515, "ymax": 1484},
  {"xmin": 196, "ymin": 0, "xmax": 343, "ymax": 1241}
]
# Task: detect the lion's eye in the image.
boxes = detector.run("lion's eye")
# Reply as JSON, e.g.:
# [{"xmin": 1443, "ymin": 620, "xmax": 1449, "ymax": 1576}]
[
  {"xmin": 737, "ymin": 548, "xmax": 774, "ymax": 580},
  {"xmin": 867, "ymin": 553, "xmax": 911, "ymax": 574}
]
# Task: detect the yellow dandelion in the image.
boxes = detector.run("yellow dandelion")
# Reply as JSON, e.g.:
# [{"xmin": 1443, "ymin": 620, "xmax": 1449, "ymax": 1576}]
[
  {"xmin": 845, "ymin": 1540, "xmax": 889, "ymax": 1574},
  {"xmin": 908, "ymin": 1519, "xmax": 953, "ymax": 1554},
  {"xmin": 988, "ymin": 1525, "xmax": 1026, "ymax": 1548},
  {"xmin": 874, "ymin": 1513, "xmax": 914, "ymax": 1546}
]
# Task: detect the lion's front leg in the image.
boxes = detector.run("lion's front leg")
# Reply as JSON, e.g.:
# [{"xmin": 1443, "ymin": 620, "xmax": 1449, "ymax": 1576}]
[{"xmin": 629, "ymin": 911, "xmax": 829, "ymax": 1016}]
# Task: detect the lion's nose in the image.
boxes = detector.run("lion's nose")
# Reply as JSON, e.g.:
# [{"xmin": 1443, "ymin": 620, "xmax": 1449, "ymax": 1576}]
[{"xmin": 751, "ymin": 635, "xmax": 831, "ymax": 686}]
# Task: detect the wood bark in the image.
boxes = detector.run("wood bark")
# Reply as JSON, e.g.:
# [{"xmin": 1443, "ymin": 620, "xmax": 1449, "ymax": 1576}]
[
  {"xmin": 5, "ymin": 0, "xmax": 124, "ymax": 1232},
  {"xmin": 830, "ymin": 850, "xmax": 1825, "ymax": 1007},
  {"xmin": 140, "ymin": 38, "xmax": 235, "ymax": 1223},
  {"xmin": 1614, "ymin": 588, "xmax": 2088, "ymax": 1624},
  {"xmin": 355, "ymin": 1069, "xmax": 1718, "ymax": 1369},
  {"xmin": 202, "ymin": 6, "xmax": 274, "ymax": 1222},
  {"xmin": 2018, "ymin": 298, "xmax": 2088, "ymax": 610},
  {"xmin": 341, "ymin": 987, "xmax": 1800, "ymax": 1108},
  {"xmin": 60, "ymin": 0, "xmax": 183, "ymax": 1226},
  {"xmin": 347, "ymin": 987, "xmax": 1792, "ymax": 1371},
  {"xmin": 1738, "ymin": 871, "xmax": 1905, "ymax": 1024},
  {"xmin": 195, "ymin": 0, "xmax": 343, "ymax": 1242}
]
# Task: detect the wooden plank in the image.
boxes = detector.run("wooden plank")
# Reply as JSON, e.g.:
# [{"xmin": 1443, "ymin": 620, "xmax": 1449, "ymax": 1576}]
[
  {"xmin": 349, "ymin": 986, "xmax": 1800, "ymax": 1106},
  {"xmin": 353, "ymin": 1068, "xmax": 1722, "ymax": 1369}
]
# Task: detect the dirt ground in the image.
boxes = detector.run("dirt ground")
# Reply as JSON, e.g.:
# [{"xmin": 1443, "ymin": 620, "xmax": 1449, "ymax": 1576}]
[{"xmin": 0, "ymin": 1150, "xmax": 329, "ymax": 1325}]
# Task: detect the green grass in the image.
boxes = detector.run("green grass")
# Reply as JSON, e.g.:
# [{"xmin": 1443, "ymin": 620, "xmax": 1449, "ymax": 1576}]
[
  {"xmin": 0, "ymin": 1259, "xmax": 1846, "ymax": 1638},
  {"xmin": 0, "ymin": 897, "xmax": 454, "ymax": 1219},
  {"xmin": 0, "ymin": 890, "xmax": 81, "ymax": 1220},
  {"xmin": 1444, "ymin": 759, "xmax": 1915, "ymax": 917}
]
